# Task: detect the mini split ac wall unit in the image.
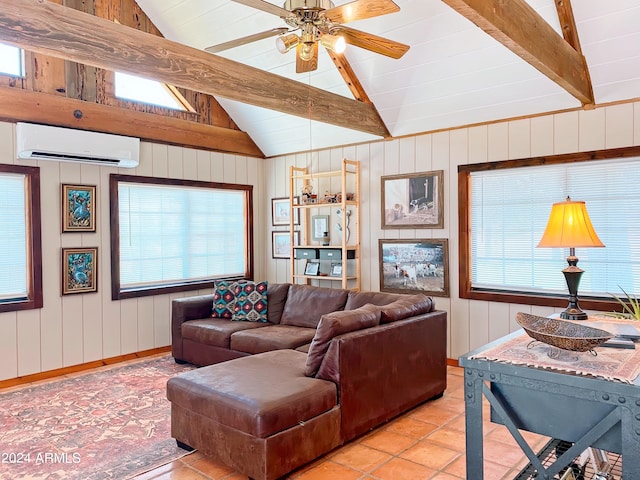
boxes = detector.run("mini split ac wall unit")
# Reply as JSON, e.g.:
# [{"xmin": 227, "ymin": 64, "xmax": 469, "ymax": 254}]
[{"xmin": 16, "ymin": 122, "xmax": 140, "ymax": 168}]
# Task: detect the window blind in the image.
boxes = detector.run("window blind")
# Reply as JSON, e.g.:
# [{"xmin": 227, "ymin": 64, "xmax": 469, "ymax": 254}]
[
  {"xmin": 118, "ymin": 182, "xmax": 247, "ymax": 288},
  {"xmin": 0, "ymin": 173, "xmax": 27, "ymax": 301},
  {"xmin": 470, "ymin": 158, "xmax": 640, "ymax": 298}
]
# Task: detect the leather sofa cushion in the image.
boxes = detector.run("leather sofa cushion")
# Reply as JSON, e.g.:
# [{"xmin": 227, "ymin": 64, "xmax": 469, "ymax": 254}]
[
  {"xmin": 296, "ymin": 343, "xmax": 311, "ymax": 353},
  {"xmin": 182, "ymin": 318, "xmax": 266, "ymax": 348},
  {"xmin": 305, "ymin": 304, "xmax": 381, "ymax": 377},
  {"xmin": 379, "ymin": 294, "xmax": 434, "ymax": 324},
  {"xmin": 280, "ymin": 284, "xmax": 349, "ymax": 328},
  {"xmin": 230, "ymin": 325, "xmax": 316, "ymax": 354},
  {"xmin": 166, "ymin": 349, "xmax": 337, "ymax": 438},
  {"xmin": 344, "ymin": 290, "xmax": 406, "ymax": 310},
  {"xmin": 266, "ymin": 283, "xmax": 290, "ymax": 324}
]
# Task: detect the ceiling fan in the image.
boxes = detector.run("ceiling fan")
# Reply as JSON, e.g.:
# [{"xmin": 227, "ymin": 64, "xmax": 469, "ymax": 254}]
[{"xmin": 205, "ymin": 0, "xmax": 410, "ymax": 73}]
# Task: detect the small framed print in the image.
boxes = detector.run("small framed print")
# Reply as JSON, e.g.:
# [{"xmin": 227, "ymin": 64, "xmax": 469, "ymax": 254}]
[
  {"xmin": 271, "ymin": 196, "xmax": 300, "ymax": 226},
  {"xmin": 330, "ymin": 262, "xmax": 343, "ymax": 277},
  {"xmin": 304, "ymin": 260, "xmax": 320, "ymax": 276},
  {"xmin": 62, "ymin": 247, "xmax": 98, "ymax": 295},
  {"xmin": 62, "ymin": 184, "xmax": 96, "ymax": 232},
  {"xmin": 272, "ymin": 231, "xmax": 300, "ymax": 259},
  {"xmin": 311, "ymin": 215, "xmax": 329, "ymax": 241}
]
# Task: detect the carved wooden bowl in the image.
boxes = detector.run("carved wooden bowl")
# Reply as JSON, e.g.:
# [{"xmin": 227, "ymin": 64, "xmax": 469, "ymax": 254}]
[{"xmin": 515, "ymin": 312, "xmax": 614, "ymax": 352}]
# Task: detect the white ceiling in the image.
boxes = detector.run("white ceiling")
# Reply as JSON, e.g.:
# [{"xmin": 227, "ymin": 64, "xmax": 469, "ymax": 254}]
[{"xmin": 135, "ymin": 0, "xmax": 640, "ymax": 157}]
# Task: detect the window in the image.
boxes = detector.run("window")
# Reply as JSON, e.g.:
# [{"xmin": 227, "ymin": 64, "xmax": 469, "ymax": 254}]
[
  {"xmin": 0, "ymin": 43, "xmax": 24, "ymax": 77},
  {"xmin": 0, "ymin": 164, "xmax": 42, "ymax": 312},
  {"xmin": 110, "ymin": 174, "xmax": 253, "ymax": 299},
  {"xmin": 114, "ymin": 72, "xmax": 191, "ymax": 111},
  {"xmin": 458, "ymin": 147, "xmax": 640, "ymax": 311}
]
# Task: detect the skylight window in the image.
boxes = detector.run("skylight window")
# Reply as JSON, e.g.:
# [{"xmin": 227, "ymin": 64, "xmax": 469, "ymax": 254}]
[
  {"xmin": 0, "ymin": 43, "xmax": 24, "ymax": 77},
  {"xmin": 115, "ymin": 72, "xmax": 191, "ymax": 111}
]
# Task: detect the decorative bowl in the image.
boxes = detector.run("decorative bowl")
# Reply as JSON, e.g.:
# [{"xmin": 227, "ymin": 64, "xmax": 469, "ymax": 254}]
[{"xmin": 515, "ymin": 312, "xmax": 614, "ymax": 352}]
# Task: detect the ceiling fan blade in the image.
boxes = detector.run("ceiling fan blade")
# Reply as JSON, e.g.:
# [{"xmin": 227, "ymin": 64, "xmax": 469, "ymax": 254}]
[
  {"xmin": 296, "ymin": 42, "xmax": 319, "ymax": 73},
  {"xmin": 205, "ymin": 27, "xmax": 288, "ymax": 53},
  {"xmin": 324, "ymin": 0, "xmax": 399, "ymax": 24},
  {"xmin": 332, "ymin": 25, "xmax": 409, "ymax": 59},
  {"xmin": 231, "ymin": 0, "xmax": 292, "ymax": 19}
]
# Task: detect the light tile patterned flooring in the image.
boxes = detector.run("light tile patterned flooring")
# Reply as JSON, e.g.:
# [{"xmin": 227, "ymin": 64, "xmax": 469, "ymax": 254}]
[{"xmin": 135, "ymin": 366, "xmax": 550, "ymax": 480}]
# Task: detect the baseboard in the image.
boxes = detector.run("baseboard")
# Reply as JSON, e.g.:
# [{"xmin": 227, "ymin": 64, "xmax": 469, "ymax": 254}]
[
  {"xmin": 447, "ymin": 358, "xmax": 460, "ymax": 367},
  {"xmin": 0, "ymin": 346, "xmax": 172, "ymax": 389}
]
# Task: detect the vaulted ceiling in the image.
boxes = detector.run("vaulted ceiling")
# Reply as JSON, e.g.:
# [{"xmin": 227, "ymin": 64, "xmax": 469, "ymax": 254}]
[
  {"xmin": 2, "ymin": 1, "xmax": 640, "ymax": 158},
  {"xmin": 134, "ymin": 0, "xmax": 640, "ymax": 157}
]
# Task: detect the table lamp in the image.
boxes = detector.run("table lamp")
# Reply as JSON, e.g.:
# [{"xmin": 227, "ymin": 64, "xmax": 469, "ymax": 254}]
[{"xmin": 537, "ymin": 197, "xmax": 604, "ymax": 320}]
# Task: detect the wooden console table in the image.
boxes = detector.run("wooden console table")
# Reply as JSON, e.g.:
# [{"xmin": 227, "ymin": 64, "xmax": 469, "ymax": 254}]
[{"xmin": 459, "ymin": 332, "xmax": 640, "ymax": 479}]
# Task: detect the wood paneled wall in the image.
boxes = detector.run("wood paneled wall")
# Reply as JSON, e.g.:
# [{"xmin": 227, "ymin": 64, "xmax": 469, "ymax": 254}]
[
  {"xmin": 0, "ymin": 121, "xmax": 265, "ymax": 381},
  {"xmin": 264, "ymin": 101, "xmax": 640, "ymax": 360}
]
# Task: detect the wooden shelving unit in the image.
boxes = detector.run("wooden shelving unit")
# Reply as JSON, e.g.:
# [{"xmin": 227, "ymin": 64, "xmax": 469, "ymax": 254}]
[{"xmin": 289, "ymin": 159, "xmax": 360, "ymax": 290}]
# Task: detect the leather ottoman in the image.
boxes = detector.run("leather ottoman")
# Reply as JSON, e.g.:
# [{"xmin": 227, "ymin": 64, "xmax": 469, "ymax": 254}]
[{"xmin": 167, "ymin": 349, "xmax": 341, "ymax": 480}]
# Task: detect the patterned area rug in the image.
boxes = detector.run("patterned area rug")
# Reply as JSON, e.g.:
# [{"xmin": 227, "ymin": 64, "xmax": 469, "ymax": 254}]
[
  {"xmin": 0, "ymin": 355, "xmax": 195, "ymax": 480},
  {"xmin": 470, "ymin": 332, "xmax": 640, "ymax": 383}
]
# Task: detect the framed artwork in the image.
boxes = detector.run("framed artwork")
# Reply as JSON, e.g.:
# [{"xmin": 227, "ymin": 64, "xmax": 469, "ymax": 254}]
[
  {"xmin": 271, "ymin": 196, "xmax": 300, "ymax": 226},
  {"xmin": 381, "ymin": 170, "xmax": 444, "ymax": 229},
  {"xmin": 330, "ymin": 262, "xmax": 342, "ymax": 277},
  {"xmin": 272, "ymin": 231, "xmax": 299, "ymax": 259},
  {"xmin": 62, "ymin": 247, "xmax": 98, "ymax": 295},
  {"xmin": 311, "ymin": 215, "xmax": 329, "ymax": 241},
  {"xmin": 378, "ymin": 238, "xmax": 449, "ymax": 297},
  {"xmin": 62, "ymin": 184, "xmax": 96, "ymax": 232},
  {"xmin": 304, "ymin": 260, "xmax": 320, "ymax": 276}
]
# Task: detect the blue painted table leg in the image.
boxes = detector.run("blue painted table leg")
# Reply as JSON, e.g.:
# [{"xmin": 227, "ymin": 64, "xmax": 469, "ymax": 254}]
[{"xmin": 464, "ymin": 368, "xmax": 484, "ymax": 479}]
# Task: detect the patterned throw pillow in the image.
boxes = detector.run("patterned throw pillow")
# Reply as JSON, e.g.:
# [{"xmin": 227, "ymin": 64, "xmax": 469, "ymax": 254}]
[
  {"xmin": 233, "ymin": 281, "xmax": 268, "ymax": 322},
  {"xmin": 211, "ymin": 281, "xmax": 238, "ymax": 319}
]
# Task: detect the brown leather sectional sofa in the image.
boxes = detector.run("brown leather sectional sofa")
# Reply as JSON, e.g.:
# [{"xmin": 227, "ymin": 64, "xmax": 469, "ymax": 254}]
[{"xmin": 167, "ymin": 283, "xmax": 447, "ymax": 480}]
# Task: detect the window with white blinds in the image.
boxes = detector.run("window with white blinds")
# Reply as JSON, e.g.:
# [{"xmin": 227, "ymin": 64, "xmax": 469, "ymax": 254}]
[
  {"xmin": 0, "ymin": 172, "xmax": 27, "ymax": 301},
  {"xmin": 469, "ymin": 157, "xmax": 640, "ymax": 299},
  {"xmin": 0, "ymin": 164, "xmax": 42, "ymax": 313},
  {"xmin": 111, "ymin": 176, "xmax": 252, "ymax": 298}
]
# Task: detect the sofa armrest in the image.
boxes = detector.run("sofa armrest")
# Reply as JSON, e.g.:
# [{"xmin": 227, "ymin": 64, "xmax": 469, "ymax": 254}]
[
  {"xmin": 316, "ymin": 310, "xmax": 447, "ymax": 442},
  {"xmin": 171, "ymin": 294, "xmax": 215, "ymax": 361}
]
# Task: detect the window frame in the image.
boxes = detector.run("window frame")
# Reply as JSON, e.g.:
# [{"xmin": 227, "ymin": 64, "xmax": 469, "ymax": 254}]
[
  {"xmin": 458, "ymin": 145, "xmax": 640, "ymax": 313},
  {"xmin": 109, "ymin": 174, "xmax": 254, "ymax": 300},
  {"xmin": 0, "ymin": 164, "xmax": 43, "ymax": 313}
]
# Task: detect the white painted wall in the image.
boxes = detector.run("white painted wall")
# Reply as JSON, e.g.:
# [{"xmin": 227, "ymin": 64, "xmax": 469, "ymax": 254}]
[
  {"xmin": 265, "ymin": 101, "xmax": 640, "ymax": 360},
  {"xmin": 0, "ymin": 121, "xmax": 266, "ymax": 381},
  {"xmin": 2, "ymin": 101, "xmax": 638, "ymax": 380}
]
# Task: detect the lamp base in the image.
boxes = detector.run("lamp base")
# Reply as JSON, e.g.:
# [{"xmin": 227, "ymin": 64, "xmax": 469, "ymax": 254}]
[
  {"xmin": 559, "ymin": 307, "xmax": 588, "ymax": 321},
  {"xmin": 561, "ymin": 257, "xmax": 588, "ymax": 321}
]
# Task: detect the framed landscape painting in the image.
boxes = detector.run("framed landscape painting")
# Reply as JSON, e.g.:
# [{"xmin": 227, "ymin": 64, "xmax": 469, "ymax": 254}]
[
  {"xmin": 378, "ymin": 238, "xmax": 449, "ymax": 297},
  {"xmin": 381, "ymin": 170, "xmax": 444, "ymax": 229}
]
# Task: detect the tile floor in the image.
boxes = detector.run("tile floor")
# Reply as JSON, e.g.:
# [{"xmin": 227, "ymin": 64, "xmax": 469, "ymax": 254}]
[{"xmin": 134, "ymin": 366, "xmax": 550, "ymax": 480}]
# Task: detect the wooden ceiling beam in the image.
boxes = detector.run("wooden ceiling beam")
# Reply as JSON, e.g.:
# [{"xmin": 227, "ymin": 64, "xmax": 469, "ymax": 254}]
[
  {"xmin": 328, "ymin": 52, "xmax": 371, "ymax": 103},
  {"xmin": 0, "ymin": 0, "xmax": 389, "ymax": 137},
  {"xmin": 0, "ymin": 86, "xmax": 265, "ymax": 157},
  {"xmin": 441, "ymin": 0, "xmax": 594, "ymax": 106},
  {"xmin": 327, "ymin": 52, "xmax": 390, "ymax": 137}
]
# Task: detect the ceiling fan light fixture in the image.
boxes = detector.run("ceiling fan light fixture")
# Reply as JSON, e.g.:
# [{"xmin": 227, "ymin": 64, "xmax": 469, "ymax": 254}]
[
  {"xmin": 299, "ymin": 42, "xmax": 315, "ymax": 61},
  {"xmin": 320, "ymin": 33, "xmax": 346, "ymax": 54},
  {"xmin": 276, "ymin": 33, "xmax": 300, "ymax": 54}
]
